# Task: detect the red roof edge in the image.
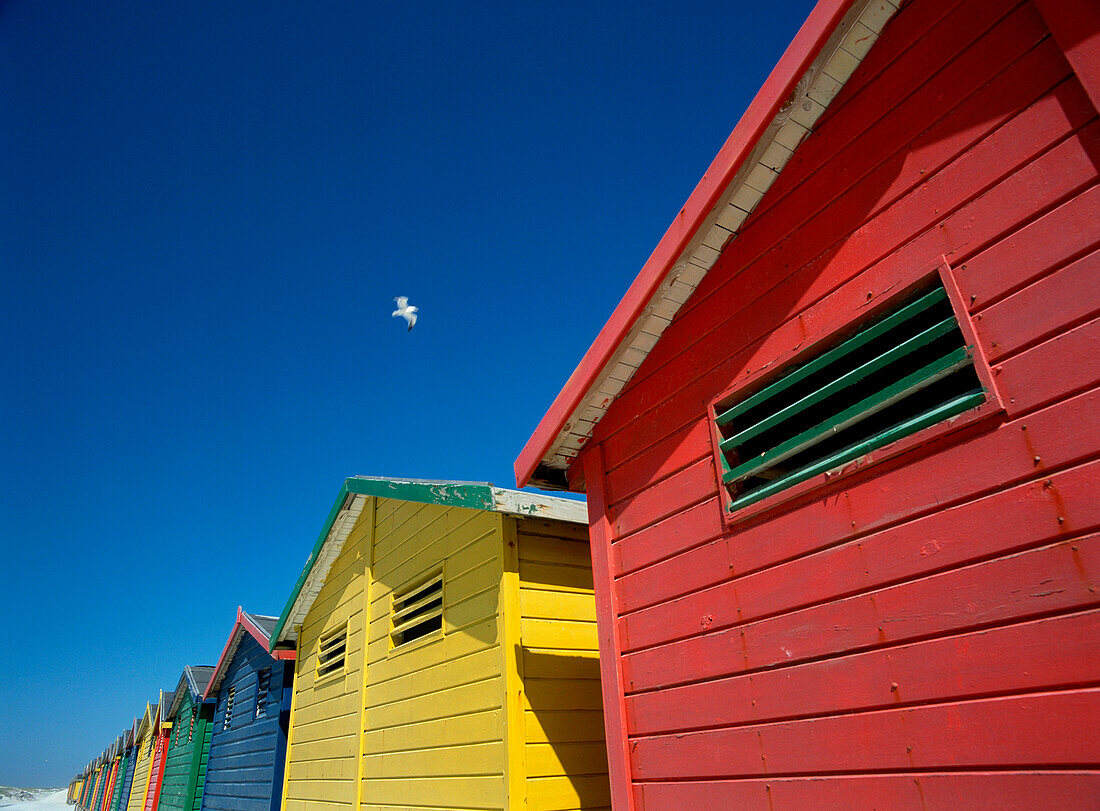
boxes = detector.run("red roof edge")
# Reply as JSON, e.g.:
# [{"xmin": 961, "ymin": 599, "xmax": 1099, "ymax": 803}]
[
  {"xmin": 514, "ymin": 0, "xmax": 858, "ymax": 489},
  {"xmin": 203, "ymin": 607, "xmax": 295, "ymax": 702}
]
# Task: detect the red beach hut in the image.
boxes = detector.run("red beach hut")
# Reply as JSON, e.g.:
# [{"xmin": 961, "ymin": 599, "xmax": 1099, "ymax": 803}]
[{"xmin": 516, "ymin": 0, "xmax": 1100, "ymax": 807}]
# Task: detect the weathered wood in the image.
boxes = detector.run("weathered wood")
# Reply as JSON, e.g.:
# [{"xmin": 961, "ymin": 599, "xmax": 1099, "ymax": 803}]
[
  {"xmin": 624, "ymin": 533, "xmax": 1100, "ymax": 689},
  {"xmin": 629, "ymin": 609, "xmax": 1100, "ymax": 733},
  {"xmin": 631, "ymin": 689, "xmax": 1100, "ymax": 779},
  {"xmin": 635, "ymin": 772, "xmax": 1100, "ymax": 809}
]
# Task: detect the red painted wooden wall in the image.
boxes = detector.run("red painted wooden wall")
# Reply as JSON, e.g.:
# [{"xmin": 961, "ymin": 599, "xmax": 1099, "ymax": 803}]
[
  {"xmin": 577, "ymin": 0, "xmax": 1100, "ymax": 807},
  {"xmin": 143, "ymin": 728, "xmax": 168, "ymax": 811}
]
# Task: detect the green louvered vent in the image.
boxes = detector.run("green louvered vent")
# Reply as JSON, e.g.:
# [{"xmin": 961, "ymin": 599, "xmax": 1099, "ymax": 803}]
[{"xmin": 715, "ymin": 284, "xmax": 985, "ymax": 513}]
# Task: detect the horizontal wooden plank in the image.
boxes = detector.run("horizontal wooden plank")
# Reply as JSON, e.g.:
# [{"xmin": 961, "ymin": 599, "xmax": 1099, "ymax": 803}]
[
  {"xmin": 632, "ymin": 688, "xmax": 1100, "ymax": 779},
  {"xmin": 612, "ymin": 456, "xmax": 715, "ymax": 538},
  {"xmin": 520, "ymin": 618, "xmax": 599, "ymax": 651},
  {"xmin": 284, "ymin": 785, "xmax": 354, "ymax": 809},
  {"xmin": 360, "ymin": 741, "xmax": 503, "ymax": 779},
  {"xmin": 286, "ymin": 691, "xmax": 360, "ymax": 730},
  {"xmin": 518, "ymin": 561, "xmax": 593, "ymax": 593},
  {"xmin": 524, "ymin": 710, "xmax": 606, "ymax": 744},
  {"xmin": 622, "ymin": 457, "xmax": 1100, "ymax": 648},
  {"xmin": 282, "ymin": 733, "xmax": 358, "ymax": 765},
  {"xmin": 363, "ymin": 646, "xmax": 500, "ymax": 708},
  {"xmin": 526, "ymin": 774, "xmax": 611, "ymax": 811},
  {"xmin": 521, "ymin": 648, "xmax": 600, "ymax": 680},
  {"xmin": 524, "ymin": 741, "xmax": 609, "ymax": 778},
  {"xmin": 628, "ymin": 609, "xmax": 1100, "ymax": 734},
  {"xmin": 612, "ymin": 493, "xmax": 723, "ymax": 578},
  {"xmin": 444, "ymin": 584, "xmax": 500, "ymax": 636},
  {"xmin": 365, "ymin": 675, "xmax": 501, "ymax": 730},
  {"xmin": 524, "ymin": 678, "xmax": 604, "ymax": 712},
  {"xmin": 359, "ymin": 709, "xmax": 502, "ymax": 755},
  {"xmin": 978, "ymin": 247, "xmax": 1100, "ymax": 361},
  {"xmin": 358, "ymin": 770, "xmax": 503, "ymax": 809},
  {"xmin": 358, "ymin": 775, "xmax": 503, "ymax": 808},
  {"xmin": 635, "ymin": 771, "xmax": 1100, "ymax": 809},
  {"xmin": 604, "ymin": 420, "xmax": 712, "ymax": 505},
  {"xmin": 285, "ymin": 752, "xmax": 358, "ymax": 780},
  {"xmin": 624, "ymin": 534, "xmax": 1100, "ymax": 691},
  {"xmin": 518, "ymin": 534, "xmax": 592, "ymax": 568},
  {"xmin": 997, "ymin": 315, "xmax": 1100, "ymax": 416},
  {"xmin": 957, "ymin": 181, "xmax": 1100, "ymax": 310},
  {"xmin": 514, "ymin": 517, "xmax": 591, "ymax": 542},
  {"xmin": 519, "ymin": 588, "xmax": 597, "ymax": 623}
]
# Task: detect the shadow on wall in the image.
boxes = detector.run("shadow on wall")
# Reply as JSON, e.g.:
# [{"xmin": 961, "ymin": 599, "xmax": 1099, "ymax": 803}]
[
  {"xmin": 601, "ymin": 4, "xmax": 1098, "ymax": 518},
  {"xmin": 521, "ymin": 647, "xmax": 611, "ymax": 809}
]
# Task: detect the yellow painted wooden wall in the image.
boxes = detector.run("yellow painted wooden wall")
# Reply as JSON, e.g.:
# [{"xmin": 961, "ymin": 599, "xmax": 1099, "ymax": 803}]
[
  {"xmin": 125, "ymin": 716, "xmax": 155, "ymax": 811},
  {"xmin": 358, "ymin": 498, "xmax": 506, "ymax": 810},
  {"xmin": 281, "ymin": 505, "xmax": 372, "ymax": 810},
  {"xmin": 514, "ymin": 517, "xmax": 610, "ymax": 811}
]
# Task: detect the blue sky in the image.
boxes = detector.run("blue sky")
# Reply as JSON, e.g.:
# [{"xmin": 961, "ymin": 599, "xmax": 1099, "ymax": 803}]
[{"xmin": 0, "ymin": 0, "xmax": 813, "ymax": 787}]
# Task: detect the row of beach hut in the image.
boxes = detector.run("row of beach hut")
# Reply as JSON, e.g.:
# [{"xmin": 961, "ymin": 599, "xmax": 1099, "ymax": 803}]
[
  {"xmin": 69, "ymin": 479, "xmax": 606, "ymax": 811},
  {"xmin": 73, "ymin": 0, "xmax": 1099, "ymax": 807},
  {"xmin": 67, "ymin": 612, "xmax": 294, "ymax": 811}
]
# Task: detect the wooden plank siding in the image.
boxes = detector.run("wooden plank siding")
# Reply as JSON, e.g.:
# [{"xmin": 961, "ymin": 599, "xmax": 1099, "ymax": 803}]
[
  {"xmin": 281, "ymin": 504, "xmax": 371, "ymax": 811},
  {"xmin": 515, "ymin": 517, "xmax": 611, "ymax": 811},
  {"xmin": 143, "ymin": 724, "xmax": 169, "ymax": 811},
  {"xmin": 111, "ymin": 745, "xmax": 137, "ymax": 811},
  {"xmin": 358, "ymin": 498, "xmax": 507, "ymax": 811},
  {"xmin": 160, "ymin": 691, "xmax": 213, "ymax": 811},
  {"xmin": 126, "ymin": 720, "xmax": 156, "ymax": 811},
  {"xmin": 101, "ymin": 756, "xmax": 121, "ymax": 811},
  {"xmin": 201, "ymin": 634, "xmax": 294, "ymax": 811},
  {"xmin": 572, "ymin": 0, "xmax": 1100, "ymax": 805}
]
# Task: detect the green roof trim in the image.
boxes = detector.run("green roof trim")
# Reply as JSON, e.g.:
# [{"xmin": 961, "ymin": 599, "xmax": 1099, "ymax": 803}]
[{"xmin": 269, "ymin": 476, "xmax": 587, "ymax": 650}]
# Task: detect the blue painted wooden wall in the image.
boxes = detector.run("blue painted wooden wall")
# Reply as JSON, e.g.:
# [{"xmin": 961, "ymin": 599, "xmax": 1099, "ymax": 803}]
[{"xmin": 200, "ymin": 633, "xmax": 293, "ymax": 811}]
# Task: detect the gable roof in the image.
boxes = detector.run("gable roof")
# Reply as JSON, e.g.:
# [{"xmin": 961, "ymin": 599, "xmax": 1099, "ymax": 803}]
[
  {"xmin": 270, "ymin": 476, "xmax": 588, "ymax": 648},
  {"xmin": 514, "ymin": 0, "xmax": 901, "ymax": 489},
  {"xmin": 205, "ymin": 607, "xmax": 295, "ymax": 700},
  {"xmin": 136, "ymin": 701, "xmax": 157, "ymax": 741},
  {"xmin": 166, "ymin": 666, "xmax": 216, "ymax": 719}
]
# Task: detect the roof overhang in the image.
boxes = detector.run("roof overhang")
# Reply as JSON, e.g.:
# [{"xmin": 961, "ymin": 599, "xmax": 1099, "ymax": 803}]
[
  {"xmin": 515, "ymin": 0, "xmax": 900, "ymax": 489},
  {"xmin": 166, "ymin": 666, "xmax": 215, "ymax": 718},
  {"xmin": 270, "ymin": 476, "xmax": 588, "ymax": 648},
  {"xmin": 205, "ymin": 607, "xmax": 294, "ymax": 700}
]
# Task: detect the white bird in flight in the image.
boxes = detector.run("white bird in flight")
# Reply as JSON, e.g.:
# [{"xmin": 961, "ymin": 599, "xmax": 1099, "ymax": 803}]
[{"xmin": 392, "ymin": 296, "xmax": 418, "ymax": 331}]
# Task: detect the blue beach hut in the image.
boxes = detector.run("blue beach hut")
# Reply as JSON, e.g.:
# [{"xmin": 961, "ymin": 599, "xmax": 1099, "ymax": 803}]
[
  {"xmin": 109, "ymin": 725, "xmax": 139, "ymax": 811},
  {"xmin": 199, "ymin": 608, "xmax": 295, "ymax": 811}
]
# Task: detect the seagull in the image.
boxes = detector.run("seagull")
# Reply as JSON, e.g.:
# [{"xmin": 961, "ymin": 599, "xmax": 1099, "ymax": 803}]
[{"xmin": 392, "ymin": 296, "xmax": 418, "ymax": 331}]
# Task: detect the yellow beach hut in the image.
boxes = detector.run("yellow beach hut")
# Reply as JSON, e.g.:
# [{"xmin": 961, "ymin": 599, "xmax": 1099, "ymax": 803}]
[
  {"xmin": 125, "ymin": 699, "xmax": 159, "ymax": 811},
  {"xmin": 270, "ymin": 477, "xmax": 610, "ymax": 811}
]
